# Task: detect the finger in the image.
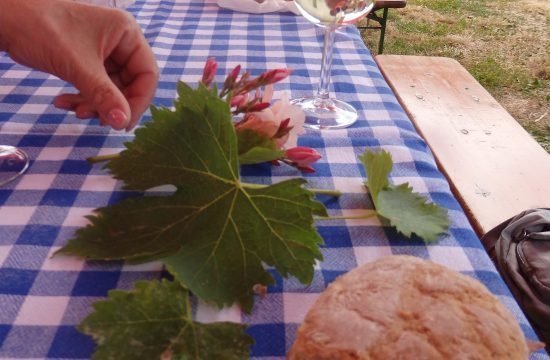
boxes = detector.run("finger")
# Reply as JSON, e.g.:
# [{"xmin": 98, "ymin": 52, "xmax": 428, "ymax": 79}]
[
  {"xmin": 104, "ymin": 58, "xmax": 119, "ymax": 74},
  {"xmin": 110, "ymin": 24, "xmax": 158, "ymax": 130},
  {"xmin": 72, "ymin": 66, "xmax": 131, "ymax": 131},
  {"xmin": 105, "ymin": 60, "xmax": 125, "ymax": 89},
  {"xmin": 54, "ymin": 93, "xmax": 85, "ymax": 111},
  {"xmin": 75, "ymin": 103, "xmax": 98, "ymax": 120},
  {"xmin": 124, "ymin": 72, "xmax": 158, "ymax": 130},
  {"xmin": 55, "ymin": 72, "xmax": 125, "ymax": 112},
  {"xmin": 109, "ymin": 72, "xmax": 124, "ymax": 89}
]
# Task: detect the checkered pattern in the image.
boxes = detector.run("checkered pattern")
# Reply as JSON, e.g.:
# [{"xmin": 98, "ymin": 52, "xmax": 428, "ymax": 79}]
[{"xmin": 0, "ymin": 0, "xmax": 547, "ymax": 358}]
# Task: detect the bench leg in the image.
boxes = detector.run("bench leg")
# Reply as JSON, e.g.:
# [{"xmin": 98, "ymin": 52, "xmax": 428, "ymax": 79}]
[
  {"xmin": 378, "ymin": 7, "xmax": 389, "ymax": 54},
  {"xmin": 358, "ymin": 7, "xmax": 392, "ymax": 54}
]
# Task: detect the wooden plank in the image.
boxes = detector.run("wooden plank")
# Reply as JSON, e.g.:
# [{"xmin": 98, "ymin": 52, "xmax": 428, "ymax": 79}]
[
  {"xmin": 375, "ymin": 55, "xmax": 550, "ymax": 236},
  {"xmin": 373, "ymin": 0, "xmax": 407, "ymax": 11}
]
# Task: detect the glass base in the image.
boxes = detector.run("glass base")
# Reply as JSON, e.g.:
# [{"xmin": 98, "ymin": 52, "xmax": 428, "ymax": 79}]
[
  {"xmin": 291, "ymin": 97, "xmax": 358, "ymax": 130},
  {"xmin": 0, "ymin": 145, "xmax": 30, "ymax": 186}
]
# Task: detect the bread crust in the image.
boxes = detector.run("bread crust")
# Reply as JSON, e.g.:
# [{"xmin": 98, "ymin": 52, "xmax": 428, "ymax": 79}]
[{"xmin": 288, "ymin": 255, "xmax": 529, "ymax": 360}]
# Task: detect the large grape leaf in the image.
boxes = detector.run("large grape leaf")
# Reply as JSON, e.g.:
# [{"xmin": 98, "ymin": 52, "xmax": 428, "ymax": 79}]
[
  {"xmin": 80, "ymin": 280, "xmax": 252, "ymax": 359},
  {"xmin": 359, "ymin": 149, "xmax": 449, "ymax": 242},
  {"xmin": 58, "ymin": 83, "xmax": 326, "ymax": 311},
  {"xmin": 237, "ymin": 128, "xmax": 285, "ymax": 164}
]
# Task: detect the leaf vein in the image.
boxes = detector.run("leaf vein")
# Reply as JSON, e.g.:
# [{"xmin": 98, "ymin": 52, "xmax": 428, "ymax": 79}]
[
  {"xmin": 239, "ymin": 189, "xmax": 297, "ymax": 262},
  {"xmin": 191, "ymin": 189, "xmax": 239, "ymax": 283}
]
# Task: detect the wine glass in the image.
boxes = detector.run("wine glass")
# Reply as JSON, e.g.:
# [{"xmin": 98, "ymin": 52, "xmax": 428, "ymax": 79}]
[
  {"xmin": 292, "ymin": 0, "xmax": 374, "ymax": 129},
  {"xmin": 0, "ymin": 146, "xmax": 29, "ymax": 186}
]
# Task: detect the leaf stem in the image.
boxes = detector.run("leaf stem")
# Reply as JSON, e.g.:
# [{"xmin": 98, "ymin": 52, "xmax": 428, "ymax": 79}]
[
  {"xmin": 87, "ymin": 152, "xmax": 121, "ymax": 164},
  {"xmin": 315, "ymin": 211, "xmax": 378, "ymax": 221},
  {"xmin": 241, "ymin": 182, "xmax": 342, "ymax": 197}
]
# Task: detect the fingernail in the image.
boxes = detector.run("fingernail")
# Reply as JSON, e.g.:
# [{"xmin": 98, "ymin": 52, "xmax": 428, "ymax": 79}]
[{"xmin": 107, "ymin": 108, "xmax": 128, "ymax": 129}]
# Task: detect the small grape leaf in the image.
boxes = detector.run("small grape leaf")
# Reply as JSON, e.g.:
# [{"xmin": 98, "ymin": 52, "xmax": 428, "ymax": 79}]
[
  {"xmin": 358, "ymin": 149, "xmax": 392, "ymax": 205},
  {"xmin": 80, "ymin": 279, "xmax": 252, "ymax": 359},
  {"xmin": 58, "ymin": 82, "xmax": 326, "ymax": 311},
  {"xmin": 378, "ymin": 184, "xmax": 450, "ymax": 242},
  {"xmin": 360, "ymin": 149, "xmax": 449, "ymax": 242}
]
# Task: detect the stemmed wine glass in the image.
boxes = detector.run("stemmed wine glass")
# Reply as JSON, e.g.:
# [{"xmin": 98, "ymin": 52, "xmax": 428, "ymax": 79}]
[
  {"xmin": 0, "ymin": 146, "xmax": 29, "ymax": 186},
  {"xmin": 292, "ymin": 0, "xmax": 374, "ymax": 129}
]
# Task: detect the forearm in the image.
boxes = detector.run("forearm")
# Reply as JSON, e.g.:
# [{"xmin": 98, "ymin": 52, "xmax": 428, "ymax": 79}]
[
  {"xmin": 0, "ymin": 0, "xmax": 79, "ymax": 53},
  {"xmin": 0, "ymin": 0, "xmax": 16, "ymax": 51}
]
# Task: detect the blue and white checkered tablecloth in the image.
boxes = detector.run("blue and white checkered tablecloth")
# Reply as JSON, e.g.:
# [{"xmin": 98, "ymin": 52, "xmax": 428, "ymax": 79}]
[{"xmin": 0, "ymin": 0, "xmax": 547, "ymax": 358}]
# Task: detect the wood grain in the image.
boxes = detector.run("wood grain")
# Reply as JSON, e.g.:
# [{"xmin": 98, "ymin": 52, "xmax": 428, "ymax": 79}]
[{"xmin": 375, "ymin": 55, "xmax": 550, "ymax": 236}]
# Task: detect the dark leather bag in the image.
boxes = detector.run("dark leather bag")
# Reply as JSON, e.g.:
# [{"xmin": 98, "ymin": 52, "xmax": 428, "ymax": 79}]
[{"xmin": 481, "ymin": 208, "xmax": 550, "ymax": 343}]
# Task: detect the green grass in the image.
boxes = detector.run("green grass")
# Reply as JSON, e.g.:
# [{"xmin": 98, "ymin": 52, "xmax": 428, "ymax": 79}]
[
  {"xmin": 468, "ymin": 56, "xmax": 532, "ymax": 93},
  {"xmin": 386, "ymin": 37, "xmax": 462, "ymax": 58},
  {"xmin": 524, "ymin": 124, "xmax": 550, "ymax": 152},
  {"xmin": 391, "ymin": 18, "xmax": 468, "ymax": 37},
  {"xmin": 411, "ymin": 0, "xmax": 490, "ymax": 15}
]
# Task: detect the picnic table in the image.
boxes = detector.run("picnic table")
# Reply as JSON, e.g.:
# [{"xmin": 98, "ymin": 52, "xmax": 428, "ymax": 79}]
[{"xmin": 0, "ymin": 0, "xmax": 547, "ymax": 358}]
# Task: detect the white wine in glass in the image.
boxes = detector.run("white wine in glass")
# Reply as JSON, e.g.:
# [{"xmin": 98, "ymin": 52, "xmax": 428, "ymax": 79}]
[{"xmin": 292, "ymin": 0, "xmax": 374, "ymax": 129}]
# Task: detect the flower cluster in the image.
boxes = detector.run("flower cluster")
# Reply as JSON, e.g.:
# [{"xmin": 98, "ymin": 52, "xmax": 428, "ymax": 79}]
[{"xmin": 201, "ymin": 58, "xmax": 321, "ymax": 172}]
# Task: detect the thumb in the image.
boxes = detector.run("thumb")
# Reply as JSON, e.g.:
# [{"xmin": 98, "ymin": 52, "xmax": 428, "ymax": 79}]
[{"xmin": 75, "ymin": 69, "xmax": 131, "ymax": 131}]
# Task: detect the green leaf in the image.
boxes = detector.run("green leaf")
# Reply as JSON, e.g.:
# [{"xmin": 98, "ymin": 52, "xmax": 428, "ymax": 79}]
[
  {"xmin": 58, "ymin": 82, "xmax": 326, "ymax": 311},
  {"xmin": 163, "ymin": 178, "xmax": 326, "ymax": 311},
  {"xmin": 239, "ymin": 146, "xmax": 285, "ymax": 165},
  {"xmin": 358, "ymin": 149, "xmax": 392, "ymax": 205},
  {"xmin": 377, "ymin": 184, "xmax": 450, "ymax": 242},
  {"xmin": 236, "ymin": 128, "xmax": 284, "ymax": 164},
  {"xmin": 359, "ymin": 149, "xmax": 449, "ymax": 242},
  {"xmin": 80, "ymin": 280, "xmax": 252, "ymax": 360}
]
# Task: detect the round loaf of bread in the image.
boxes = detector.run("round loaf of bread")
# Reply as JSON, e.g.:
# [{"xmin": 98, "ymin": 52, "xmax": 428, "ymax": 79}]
[{"xmin": 289, "ymin": 255, "xmax": 529, "ymax": 359}]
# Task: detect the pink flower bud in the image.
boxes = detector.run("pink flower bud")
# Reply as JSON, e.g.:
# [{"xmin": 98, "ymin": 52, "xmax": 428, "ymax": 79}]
[
  {"xmin": 229, "ymin": 65, "xmax": 241, "ymax": 82},
  {"xmin": 274, "ymin": 118, "xmax": 293, "ymax": 140},
  {"xmin": 201, "ymin": 58, "xmax": 218, "ymax": 87},
  {"xmin": 237, "ymin": 69, "xmax": 291, "ymax": 95},
  {"xmin": 285, "ymin": 147, "xmax": 322, "ymax": 168},
  {"xmin": 247, "ymin": 102, "xmax": 271, "ymax": 112},
  {"xmin": 222, "ymin": 65, "xmax": 242, "ymax": 94},
  {"xmin": 261, "ymin": 68, "xmax": 292, "ymax": 85}
]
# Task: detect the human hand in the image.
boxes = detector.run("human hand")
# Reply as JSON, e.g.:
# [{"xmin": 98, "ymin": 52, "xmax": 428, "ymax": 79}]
[{"xmin": 0, "ymin": 0, "xmax": 158, "ymax": 131}]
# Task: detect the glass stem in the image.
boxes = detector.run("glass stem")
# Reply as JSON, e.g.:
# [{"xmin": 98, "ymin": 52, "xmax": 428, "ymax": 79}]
[{"xmin": 315, "ymin": 26, "xmax": 336, "ymax": 107}]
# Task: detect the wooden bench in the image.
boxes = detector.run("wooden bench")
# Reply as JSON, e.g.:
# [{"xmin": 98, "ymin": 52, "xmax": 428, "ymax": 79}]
[
  {"xmin": 375, "ymin": 55, "xmax": 550, "ymax": 237},
  {"xmin": 357, "ymin": 0, "xmax": 407, "ymax": 54}
]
